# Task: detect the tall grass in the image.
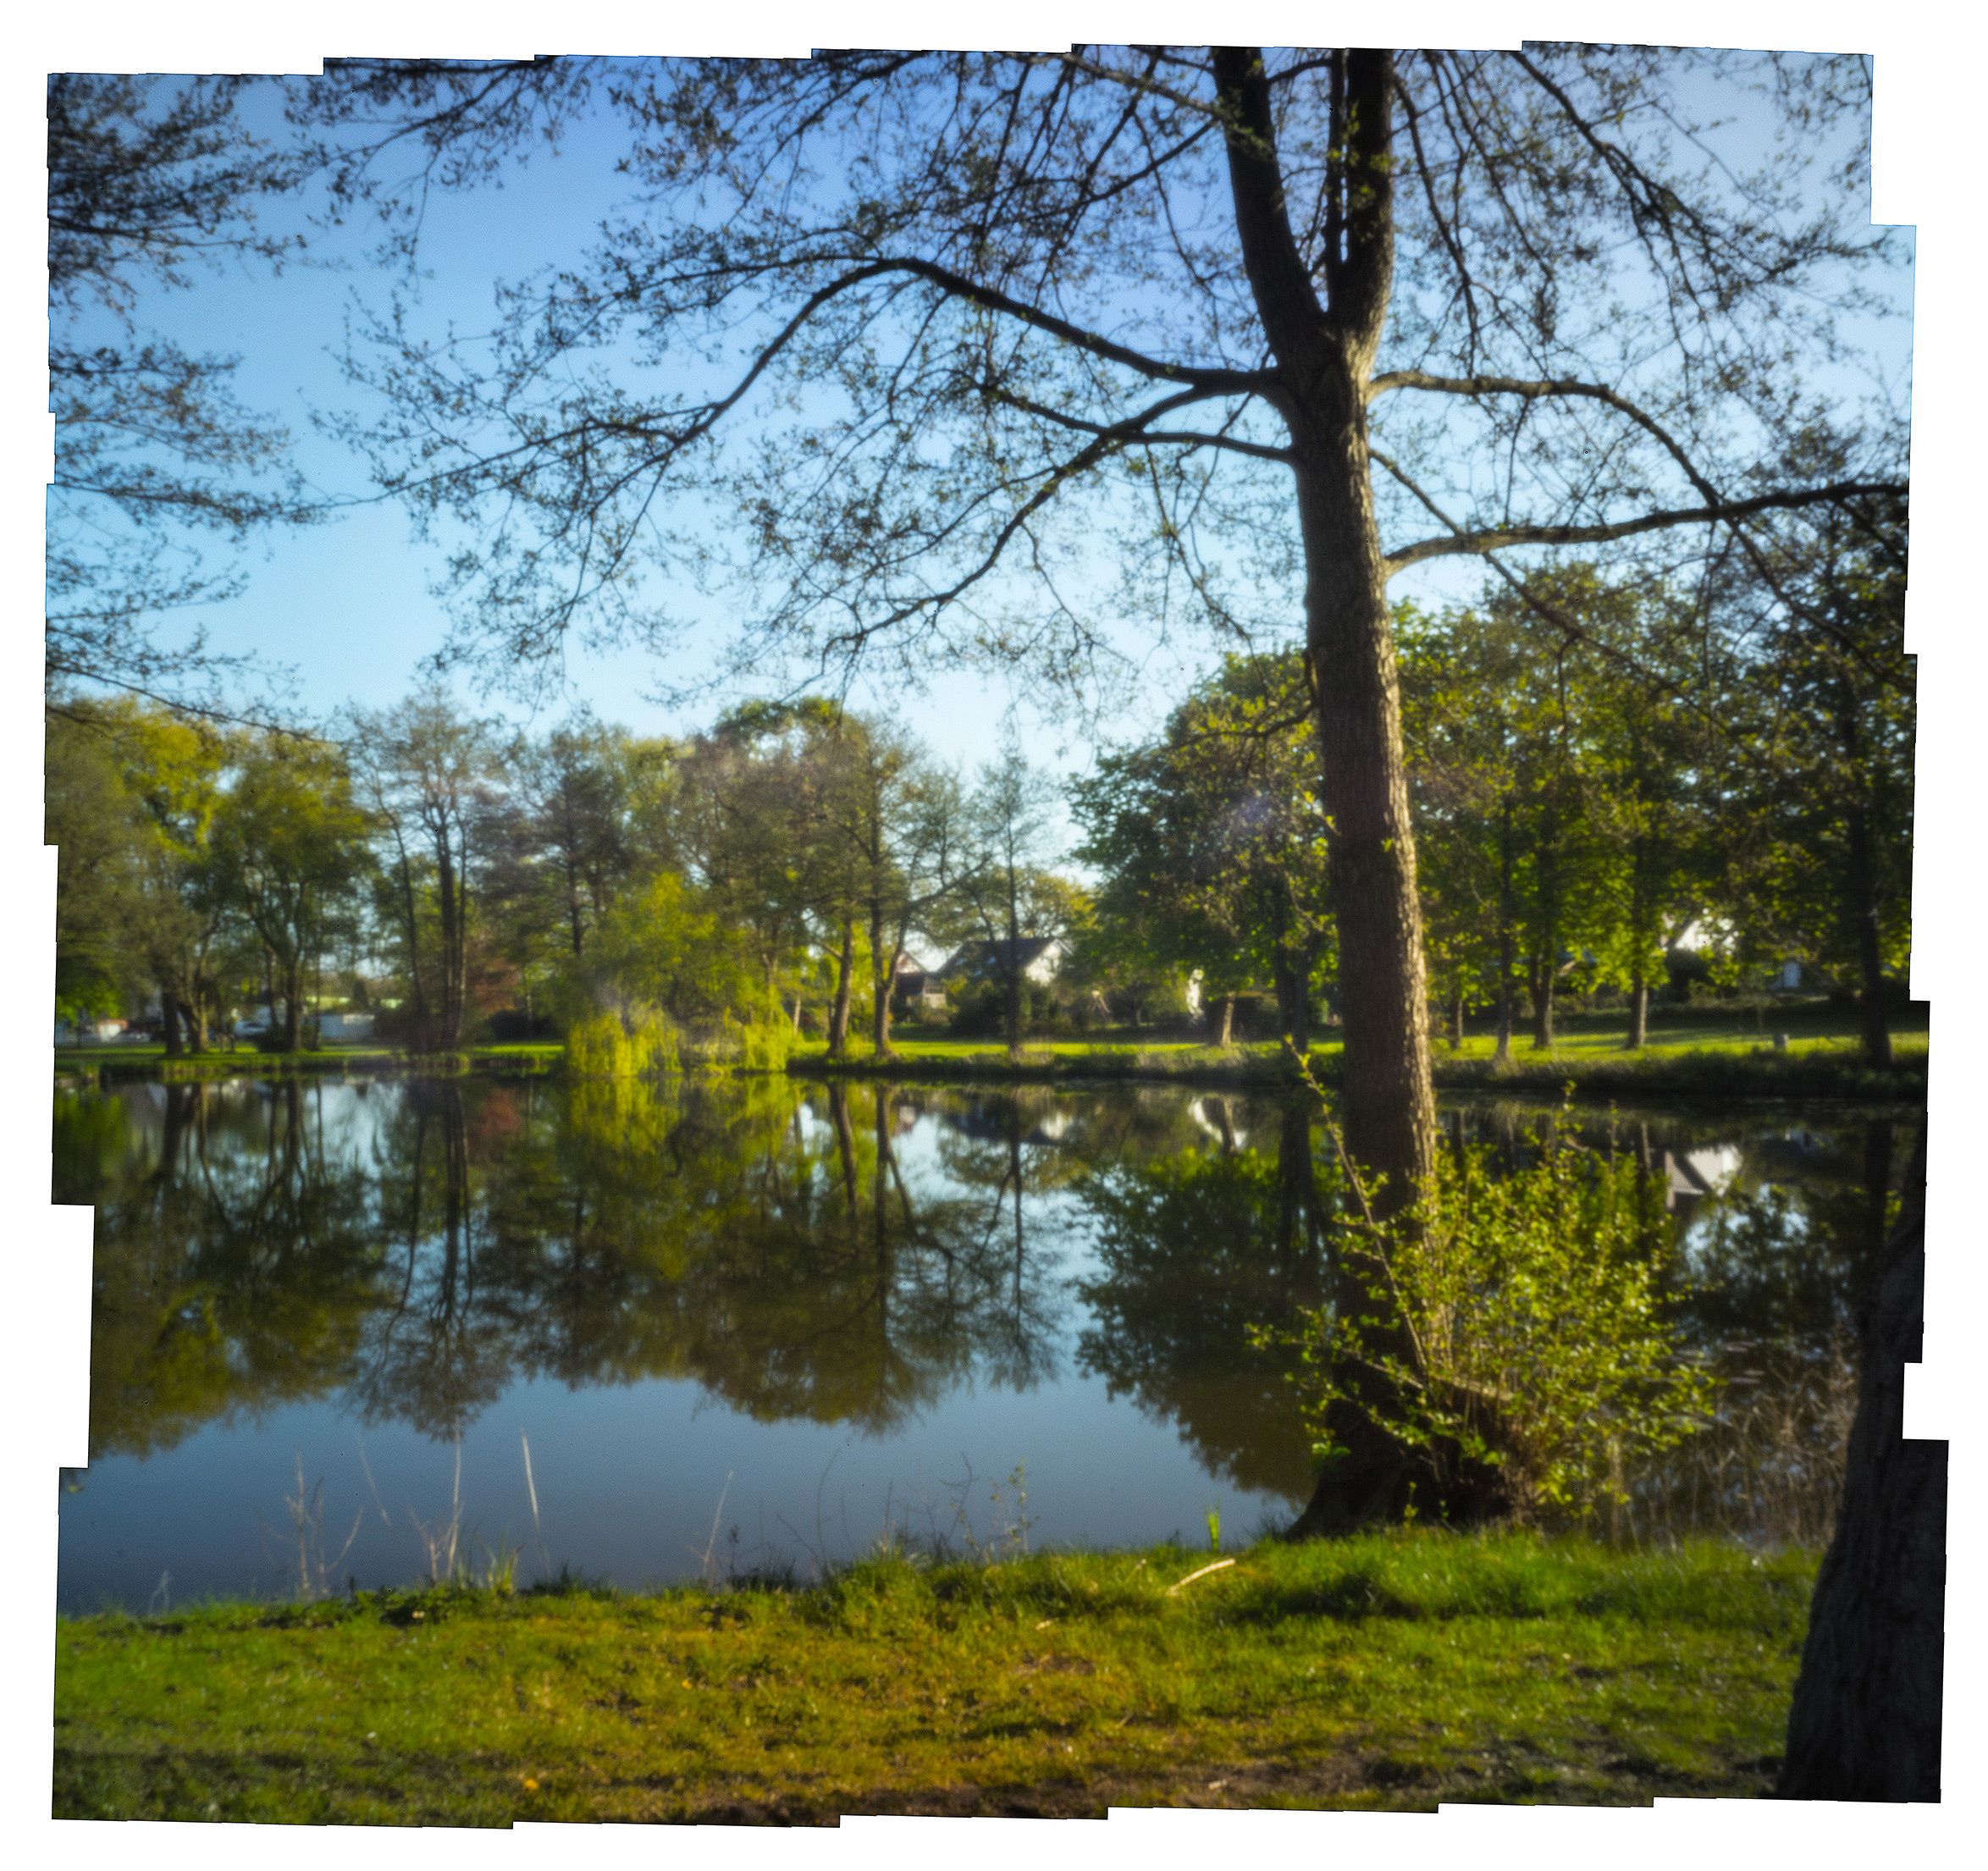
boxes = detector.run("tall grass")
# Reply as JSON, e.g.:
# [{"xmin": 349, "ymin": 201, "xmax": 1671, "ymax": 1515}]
[{"xmin": 1622, "ymin": 1338, "xmax": 1858, "ymax": 1549}]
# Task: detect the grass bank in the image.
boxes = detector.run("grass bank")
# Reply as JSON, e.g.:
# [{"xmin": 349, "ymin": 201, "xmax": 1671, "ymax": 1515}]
[
  {"xmin": 788, "ymin": 1019, "xmax": 1925, "ymax": 1105},
  {"xmin": 56, "ymin": 1531, "xmax": 1814, "ymax": 1824},
  {"xmin": 56, "ymin": 1002, "xmax": 1924, "ymax": 1105},
  {"xmin": 54, "ymin": 1041, "xmax": 566, "ymax": 1085}
]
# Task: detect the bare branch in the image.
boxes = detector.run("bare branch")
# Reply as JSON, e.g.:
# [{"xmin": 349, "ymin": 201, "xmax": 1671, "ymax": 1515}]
[
  {"xmin": 1368, "ymin": 367, "xmax": 1723, "ymax": 505},
  {"xmin": 1386, "ymin": 481, "xmax": 1908, "ymax": 573},
  {"xmin": 978, "ymin": 382, "xmax": 1293, "ymax": 464}
]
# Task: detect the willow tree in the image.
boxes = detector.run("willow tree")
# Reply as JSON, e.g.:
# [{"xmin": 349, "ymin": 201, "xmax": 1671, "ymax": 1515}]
[{"xmin": 339, "ymin": 46, "xmax": 1905, "ymax": 1200}]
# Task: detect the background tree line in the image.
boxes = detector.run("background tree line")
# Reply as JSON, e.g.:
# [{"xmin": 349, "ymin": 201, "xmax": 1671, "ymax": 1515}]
[
  {"xmin": 50, "ymin": 498, "xmax": 1910, "ymax": 1069},
  {"xmin": 47, "ymin": 684, "xmax": 1111, "ymax": 1060},
  {"xmin": 1070, "ymin": 514, "xmax": 1912, "ymax": 1068}
]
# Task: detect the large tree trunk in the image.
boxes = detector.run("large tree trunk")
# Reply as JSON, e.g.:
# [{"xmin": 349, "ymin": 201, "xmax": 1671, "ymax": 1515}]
[
  {"xmin": 1216, "ymin": 47, "xmax": 1434, "ymax": 1209},
  {"xmin": 1626, "ymin": 972, "xmax": 1648, "ymax": 1050},
  {"xmin": 1209, "ymin": 993, "xmax": 1235, "ymax": 1048},
  {"xmin": 1218, "ymin": 49, "xmax": 1447, "ymax": 1537},
  {"xmin": 1777, "ymin": 1129, "xmax": 1943, "ymax": 1800}
]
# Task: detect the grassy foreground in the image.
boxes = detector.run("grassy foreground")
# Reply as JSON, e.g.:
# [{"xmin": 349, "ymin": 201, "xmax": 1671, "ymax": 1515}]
[{"xmin": 55, "ymin": 1532, "xmax": 1815, "ymax": 1824}]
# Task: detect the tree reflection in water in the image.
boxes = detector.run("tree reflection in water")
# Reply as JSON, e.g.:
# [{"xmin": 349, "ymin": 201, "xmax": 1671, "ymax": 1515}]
[
  {"xmin": 58, "ymin": 1075, "xmax": 1915, "ymax": 1545},
  {"xmin": 65, "ymin": 1075, "xmax": 1081, "ymax": 1455},
  {"xmin": 1074, "ymin": 1097, "xmax": 1328, "ymax": 1505},
  {"xmin": 69, "ymin": 1079, "xmax": 391, "ymax": 1461}
]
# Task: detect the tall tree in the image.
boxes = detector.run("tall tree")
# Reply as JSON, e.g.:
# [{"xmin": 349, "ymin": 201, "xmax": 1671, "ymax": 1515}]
[
  {"xmin": 340, "ymin": 47, "xmax": 1902, "ymax": 1205},
  {"xmin": 1071, "ymin": 652, "xmax": 1332, "ymax": 1049},
  {"xmin": 671, "ymin": 701, "xmax": 840, "ymax": 1035},
  {"xmin": 102, "ymin": 704, "xmax": 237, "ymax": 1054},
  {"xmin": 46, "ymin": 712, "xmax": 151, "ymax": 1033},
  {"xmin": 957, "ymin": 733, "xmax": 1058, "ymax": 1059},
  {"xmin": 349, "ymin": 683, "xmax": 505, "ymax": 1051},
  {"xmin": 208, "ymin": 733, "xmax": 370, "ymax": 1050},
  {"xmin": 813, "ymin": 715, "xmax": 964, "ymax": 1060},
  {"xmin": 1715, "ymin": 493, "xmax": 1913, "ymax": 1067}
]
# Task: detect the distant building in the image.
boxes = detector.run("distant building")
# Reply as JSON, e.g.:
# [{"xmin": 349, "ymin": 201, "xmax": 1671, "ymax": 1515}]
[
  {"xmin": 936, "ymin": 936, "xmax": 1071, "ymax": 987},
  {"xmin": 889, "ymin": 955, "xmax": 950, "ymax": 1014}
]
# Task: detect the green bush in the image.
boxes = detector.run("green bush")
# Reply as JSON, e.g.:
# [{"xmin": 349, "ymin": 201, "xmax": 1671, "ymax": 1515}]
[{"xmin": 1258, "ymin": 1118, "xmax": 1712, "ymax": 1523}]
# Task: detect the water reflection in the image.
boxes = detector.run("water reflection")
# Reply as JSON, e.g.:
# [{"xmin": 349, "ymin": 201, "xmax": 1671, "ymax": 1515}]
[
  {"xmin": 1075, "ymin": 1099, "xmax": 1328, "ymax": 1501},
  {"xmin": 54, "ymin": 1073, "xmax": 1917, "ymax": 1592},
  {"xmin": 64, "ymin": 1076, "xmax": 1097, "ymax": 1459}
]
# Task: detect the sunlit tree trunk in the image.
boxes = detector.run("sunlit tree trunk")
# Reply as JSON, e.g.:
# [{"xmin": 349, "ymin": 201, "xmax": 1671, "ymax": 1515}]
[
  {"xmin": 1217, "ymin": 47, "xmax": 1435, "ymax": 1206},
  {"xmin": 826, "ymin": 919, "xmax": 855, "ymax": 1059},
  {"xmin": 1494, "ymin": 798, "xmax": 1516, "ymax": 1066}
]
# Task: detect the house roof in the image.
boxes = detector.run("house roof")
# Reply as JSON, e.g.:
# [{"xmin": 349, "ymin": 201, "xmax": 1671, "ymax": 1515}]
[{"xmin": 937, "ymin": 936, "xmax": 1068, "ymax": 978}]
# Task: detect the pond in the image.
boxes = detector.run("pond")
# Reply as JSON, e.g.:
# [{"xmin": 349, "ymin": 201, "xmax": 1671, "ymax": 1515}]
[{"xmin": 52, "ymin": 1070, "xmax": 1915, "ymax": 1613}]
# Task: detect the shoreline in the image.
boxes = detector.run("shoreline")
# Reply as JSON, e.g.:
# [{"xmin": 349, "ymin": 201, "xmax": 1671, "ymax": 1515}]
[{"xmin": 54, "ymin": 1027, "xmax": 1927, "ymax": 1107}]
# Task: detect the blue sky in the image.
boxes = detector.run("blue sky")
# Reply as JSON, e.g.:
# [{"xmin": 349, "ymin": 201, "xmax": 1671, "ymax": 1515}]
[
  {"xmin": 48, "ymin": 79, "xmax": 1229, "ymax": 809},
  {"xmin": 41, "ymin": 46, "xmax": 1914, "ymax": 873}
]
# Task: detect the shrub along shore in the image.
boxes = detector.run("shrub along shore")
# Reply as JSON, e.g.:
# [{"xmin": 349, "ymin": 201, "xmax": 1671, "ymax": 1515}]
[{"xmin": 55, "ymin": 1531, "xmax": 1816, "ymax": 1824}]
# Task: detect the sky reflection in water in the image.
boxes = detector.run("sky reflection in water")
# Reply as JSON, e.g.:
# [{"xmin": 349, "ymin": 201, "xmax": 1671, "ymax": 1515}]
[{"xmin": 53, "ymin": 1072, "xmax": 1908, "ymax": 1610}]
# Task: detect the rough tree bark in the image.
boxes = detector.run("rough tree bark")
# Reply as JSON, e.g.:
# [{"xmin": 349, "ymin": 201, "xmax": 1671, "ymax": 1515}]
[{"xmin": 1777, "ymin": 1129, "xmax": 1942, "ymax": 1799}]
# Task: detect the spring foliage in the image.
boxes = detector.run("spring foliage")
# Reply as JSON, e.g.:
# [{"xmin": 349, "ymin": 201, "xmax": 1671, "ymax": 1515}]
[
  {"xmin": 564, "ymin": 873, "xmax": 794, "ymax": 1073},
  {"xmin": 1261, "ymin": 1118, "xmax": 1712, "ymax": 1521}
]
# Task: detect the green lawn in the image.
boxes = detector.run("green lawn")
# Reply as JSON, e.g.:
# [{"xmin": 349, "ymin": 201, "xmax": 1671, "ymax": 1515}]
[
  {"xmin": 784, "ymin": 1007, "xmax": 1924, "ymax": 1099},
  {"xmin": 54, "ymin": 1532, "xmax": 1814, "ymax": 1823},
  {"xmin": 54, "ymin": 1002, "xmax": 1924, "ymax": 1101}
]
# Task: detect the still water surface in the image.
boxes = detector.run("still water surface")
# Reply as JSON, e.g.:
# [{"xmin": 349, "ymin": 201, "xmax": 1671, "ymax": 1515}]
[{"xmin": 53, "ymin": 1071, "xmax": 1910, "ymax": 1611}]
